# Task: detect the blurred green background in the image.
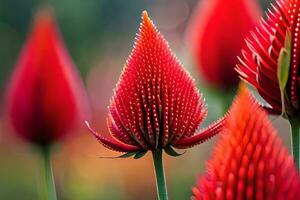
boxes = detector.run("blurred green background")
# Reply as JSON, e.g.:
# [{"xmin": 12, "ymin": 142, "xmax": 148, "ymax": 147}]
[{"xmin": 0, "ymin": 0, "xmax": 289, "ymax": 200}]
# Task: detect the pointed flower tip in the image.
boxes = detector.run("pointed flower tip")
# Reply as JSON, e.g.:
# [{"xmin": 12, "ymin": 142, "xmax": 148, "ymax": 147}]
[
  {"xmin": 85, "ymin": 121, "xmax": 95, "ymax": 135},
  {"xmin": 228, "ymin": 82, "xmax": 258, "ymax": 121},
  {"xmin": 237, "ymin": 81, "xmax": 247, "ymax": 94},
  {"xmin": 33, "ymin": 6, "xmax": 56, "ymax": 28},
  {"xmin": 35, "ymin": 5, "xmax": 54, "ymax": 19},
  {"xmin": 142, "ymin": 10, "xmax": 148, "ymax": 19},
  {"xmin": 192, "ymin": 86, "xmax": 300, "ymax": 199},
  {"xmin": 140, "ymin": 10, "xmax": 156, "ymax": 32}
]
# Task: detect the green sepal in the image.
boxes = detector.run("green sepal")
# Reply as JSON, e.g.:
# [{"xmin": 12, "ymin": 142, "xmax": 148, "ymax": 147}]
[
  {"xmin": 99, "ymin": 151, "xmax": 148, "ymax": 159},
  {"xmin": 99, "ymin": 152, "xmax": 137, "ymax": 159},
  {"xmin": 277, "ymin": 30, "xmax": 292, "ymax": 115},
  {"xmin": 278, "ymin": 48, "xmax": 290, "ymax": 90},
  {"xmin": 164, "ymin": 145, "xmax": 185, "ymax": 157},
  {"xmin": 119, "ymin": 152, "xmax": 137, "ymax": 158},
  {"xmin": 134, "ymin": 151, "xmax": 147, "ymax": 159},
  {"xmin": 278, "ymin": 30, "xmax": 291, "ymax": 91}
]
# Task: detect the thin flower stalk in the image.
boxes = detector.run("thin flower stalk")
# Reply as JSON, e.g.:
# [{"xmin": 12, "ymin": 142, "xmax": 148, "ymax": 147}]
[{"xmin": 86, "ymin": 11, "xmax": 225, "ymax": 200}]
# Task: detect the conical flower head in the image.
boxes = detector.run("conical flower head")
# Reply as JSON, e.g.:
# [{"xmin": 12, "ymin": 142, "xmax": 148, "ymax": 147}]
[
  {"xmin": 6, "ymin": 8, "xmax": 88, "ymax": 146},
  {"xmin": 192, "ymin": 85, "xmax": 300, "ymax": 200},
  {"xmin": 86, "ymin": 11, "xmax": 224, "ymax": 155},
  {"xmin": 237, "ymin": 0, "xmax": 300, "ymax": 117},
  {"xmin": 187, "ymin": 0, "xmax": 260, "ymax": 90}
]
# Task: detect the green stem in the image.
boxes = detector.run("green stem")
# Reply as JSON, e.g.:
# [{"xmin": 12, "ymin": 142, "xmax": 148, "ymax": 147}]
[
  {"xmin": 217, "ymin": 88, "xmax": 234, "ymax": 115},
  {"xmin": 41, "ymin": 146, "xmax": 57, "ymax": 200},
  {"xmin": 221, "ymin": 93, "xmax": 233, "ymax": 115},
  {"xmin": 289, "ymin": 117, "xmax": 300, "ymax": 170},
  {"xmin": 152, "ymin": 150, "xmax": 168, "ymax": 200}
]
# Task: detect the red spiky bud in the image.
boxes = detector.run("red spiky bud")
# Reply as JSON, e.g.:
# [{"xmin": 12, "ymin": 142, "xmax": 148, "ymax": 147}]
[
  {"xmin": 6, "ymin": 8, "xmax": 88, "ymax": 146},
  {"xmin": 237, "ymin": 0, "xmax": 300, "ymax": 117},
  {"xmin": 192, "ymin": 85, "xmax": 300, "ymax": 200},
  {"xmin": 187, "ymin": 0, "xmax": 261, "ymax": 90},
  {"xmin": 86, "ymin": 11, "xmax": 224, "ymax": 154}
]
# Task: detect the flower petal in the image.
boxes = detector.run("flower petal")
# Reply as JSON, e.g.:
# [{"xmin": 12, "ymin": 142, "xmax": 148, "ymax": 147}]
[
  {"xmin": 174, "ymin": 116, "xmax": 225, "ymax": 149},
  {"xmin": 85, "ymin": 121, "xmax": 140, "ymax": 152}
]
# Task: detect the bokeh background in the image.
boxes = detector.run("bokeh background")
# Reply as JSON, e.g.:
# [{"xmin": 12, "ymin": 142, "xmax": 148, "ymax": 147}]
[{"xmin": 0, "ymin": 0, "xmax": 289, "ymax": 199}]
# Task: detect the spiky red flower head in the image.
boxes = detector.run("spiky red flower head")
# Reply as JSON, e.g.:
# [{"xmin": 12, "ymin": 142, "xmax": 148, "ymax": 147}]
[
  {"xmin": 6, "ymin": 8, "xmax": 88, "ymax": 146},
  {"xmin": 237, "ymin": 0, "xmax": 300, "ymax": 117},
  {"xmin": 86, "ymin": 11, "xmax": 224, "ymax": 155},
  {"xmin": 192, "ymin": 85, "xmax": 300, "ymax": 200},
  {"xmin": 187, "ymin": 0, "xmax": 261, "ymax": 90}
]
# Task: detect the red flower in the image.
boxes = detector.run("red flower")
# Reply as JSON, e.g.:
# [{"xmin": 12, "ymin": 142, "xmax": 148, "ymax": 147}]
[
  {"xmin": 187, "ymin": 0, "xmax": 260, "ymax": 90},
  {"xmin": 237, "ymin": 0, "xmax": 300, "ymax": 117},
  {"xmin": 192, "ymin": 85, "xmax": 300, "ymax": 200},
  {"xmin": 6, "ymin": 8, "xmax": 88, "ymax": 146},
  {"xmin": 86, "ymin": 11, "xmax": 224, "ymax": 155}
]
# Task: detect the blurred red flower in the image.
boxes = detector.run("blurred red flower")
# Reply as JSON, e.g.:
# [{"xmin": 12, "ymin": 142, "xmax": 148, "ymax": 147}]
[
  {"xmin": 6, "ymin": 8, "xmax": 88, "ymax": 146},
  {"xmin": 237, "ymin": 0, "xmax": 300, "ymax": 117},
  {"xmin": 192, "ymin": 85, "xmax": 300, "ymax": 200},
  {"xmin": 86, "ymin": 11, "xmax": 224, "ymax": 154},
  {"xmin": 187, "ymin": 0, "xmax": 260, "ymax": 90}
]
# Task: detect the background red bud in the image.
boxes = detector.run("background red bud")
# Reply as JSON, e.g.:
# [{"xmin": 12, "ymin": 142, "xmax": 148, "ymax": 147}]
[
  {"xmin": 187, "ymin": 0, "xmax": 261, "ymax": 90},
  {"xmin": 6, "ymin": 8, "xmax": 89, "ymax": 146}
]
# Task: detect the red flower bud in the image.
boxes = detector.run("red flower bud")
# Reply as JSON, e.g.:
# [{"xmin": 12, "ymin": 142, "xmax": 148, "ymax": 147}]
[
  {"xmin": 187, "ymin": 0, "xmax": 261, "ymax": 90},
  {"xmin": 237, "ymin": 0, "xmax": 300, "ymax": 117},
  {"xmin": 192, "ymin": 85, "xmax": 300, "ymax": 200},
  {"xmin": 86, "ymin": 11, "xmax": 224, "ymax": 154},
  {"xmin": 6, "ymin": 8, "xmax": 88, "ymax": 146}
]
